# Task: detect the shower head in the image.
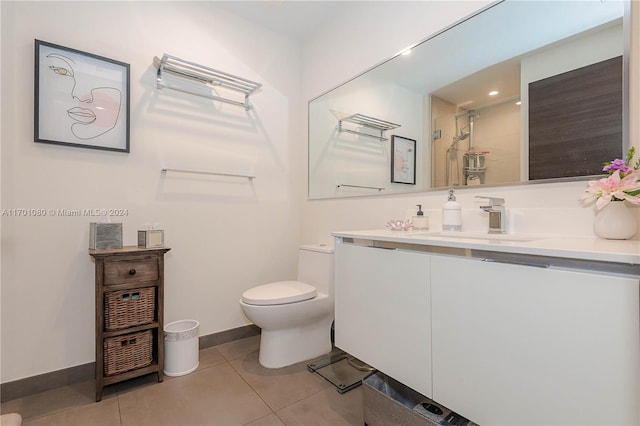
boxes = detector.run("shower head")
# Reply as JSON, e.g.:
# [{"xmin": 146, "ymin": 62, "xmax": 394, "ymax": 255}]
[
  {"xmin": 450, "ymin": 130, "xmax": 470, "ymax": 148},
  {"xmin": 453, "ymin": 131, "xmax": 469, "ymax": 142}
]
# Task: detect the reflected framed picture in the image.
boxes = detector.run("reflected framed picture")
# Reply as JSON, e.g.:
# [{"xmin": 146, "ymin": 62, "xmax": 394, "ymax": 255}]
[
  {"xmin": 391, "ymin": 135, "xmax": 416, "ymax": 184},
  {"xmin": 34, "ymin": 40, "xmax": 130, "ymax": 153}
]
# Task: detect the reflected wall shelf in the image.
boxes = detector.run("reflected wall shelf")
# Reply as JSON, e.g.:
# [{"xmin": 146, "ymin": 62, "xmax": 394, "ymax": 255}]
[
  {"xmin": 153, "ymin": 54, "xmax": 262, "ymax": 110},
  {"xmin": 337, "ymin": 113, "xmax": 400, "ymax": 141}
]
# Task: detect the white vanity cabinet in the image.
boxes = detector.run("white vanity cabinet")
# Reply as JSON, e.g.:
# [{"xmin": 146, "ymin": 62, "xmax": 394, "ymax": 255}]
[
  {"xmin": 334, "ymin": 243, "xmax": 432, "ymax": 397},
  {"xmin": 431, "ymin": 255, "xmax": 640, "ymax": 425}
]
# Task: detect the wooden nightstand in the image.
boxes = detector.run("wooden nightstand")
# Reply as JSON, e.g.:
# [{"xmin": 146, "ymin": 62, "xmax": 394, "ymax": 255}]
[{"xmin": 89, "ymin": 246, "xmax": 170, "ymax": 401}]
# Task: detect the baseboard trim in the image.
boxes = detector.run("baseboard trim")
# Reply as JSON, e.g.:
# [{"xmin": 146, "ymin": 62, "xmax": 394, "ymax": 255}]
[
  {"xmin": 199, "ymin": 324, "xmax": 260, "ymax": 349},
  {"xmin": 0, "ymin": 362, "xmax": 95, "ymax": 404},
  {"xmin": 0, "ymin": 324, "xmax": 260, "ymax": 403}
]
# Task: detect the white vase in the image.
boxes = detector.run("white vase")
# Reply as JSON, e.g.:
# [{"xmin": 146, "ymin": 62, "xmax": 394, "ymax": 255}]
[{"xmin": 593, "ymin": 201, "xmax": 638, "ymax": 240}]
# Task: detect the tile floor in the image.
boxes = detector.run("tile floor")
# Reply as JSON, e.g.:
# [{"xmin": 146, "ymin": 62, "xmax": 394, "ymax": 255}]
[{"xmin": 1, "ymin": 336, "xmax": 364, "ymax": 426}]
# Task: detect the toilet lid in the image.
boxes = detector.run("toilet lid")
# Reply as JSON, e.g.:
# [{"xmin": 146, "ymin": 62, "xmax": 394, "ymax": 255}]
[{"xmin": 241, "ymin": 281, "xmax": 317, "ymax": 306}]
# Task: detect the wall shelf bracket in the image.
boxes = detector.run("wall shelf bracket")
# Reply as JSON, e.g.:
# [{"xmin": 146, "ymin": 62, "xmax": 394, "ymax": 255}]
[{"xmin": 153, "ymin": 54, "xmax": 262, "ymax": 110}]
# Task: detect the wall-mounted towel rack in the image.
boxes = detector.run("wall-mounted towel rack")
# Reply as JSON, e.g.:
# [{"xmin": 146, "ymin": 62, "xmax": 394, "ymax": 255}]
[
  {"xmin": 337, "ymin": 113, "xmax": 400, "ymax": 141},
  {"xmin": 336, "ymin": 184, "xmax": 385, "ymax": 191},
  {"xmin": 153, "ymin": 54, "xmax": 262, "ymax": 110},
  {"xmin": 162, "ymin": 168, "xmax": 255, "ymax": 180}
]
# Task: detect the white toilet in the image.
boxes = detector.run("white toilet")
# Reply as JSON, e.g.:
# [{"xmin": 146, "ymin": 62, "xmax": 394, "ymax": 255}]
[{"xmin": 239, "ymin": 244, "xmax": 334, "ymax": 369}]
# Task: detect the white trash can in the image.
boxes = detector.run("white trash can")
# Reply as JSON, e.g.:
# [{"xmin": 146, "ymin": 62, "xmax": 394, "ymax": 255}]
[{"xmin": 164, "ymin": 319, "xmax": 200, "ymax": 377}]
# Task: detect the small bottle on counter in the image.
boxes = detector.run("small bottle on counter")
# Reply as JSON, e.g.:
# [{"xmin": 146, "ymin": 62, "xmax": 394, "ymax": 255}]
[
  {"xmin": 442, "ymin": 189, "xmax": 462, "ymax": 231},
  {"xmin": 412, "ymin": 205, "xmax": 429, "ymax": 230}
]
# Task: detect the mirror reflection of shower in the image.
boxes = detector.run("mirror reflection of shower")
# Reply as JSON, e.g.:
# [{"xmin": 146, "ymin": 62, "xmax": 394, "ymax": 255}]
[
  {"xmin": 444, "ymin": 109, "xmax": 486, "ymax": 187},
  {"xmin": 432, "ymin": 95, "xmax": 522, "ymax": 188},
  {"xmin": 445, "ymin": 125, "xmax": 469, "ymax": 186}
]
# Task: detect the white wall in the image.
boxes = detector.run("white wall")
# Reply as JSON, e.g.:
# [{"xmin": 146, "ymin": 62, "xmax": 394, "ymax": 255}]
[
  {"xmin": 300, "ymin": 0, "xmax": 640, "ymax": 245},
  {"xmin": 1, "ymin": 1, "xmax": 301, "ymax": 383},
  {"xmin": 0, "ymin": 0, "xmax": 3, "ymax": 386}
]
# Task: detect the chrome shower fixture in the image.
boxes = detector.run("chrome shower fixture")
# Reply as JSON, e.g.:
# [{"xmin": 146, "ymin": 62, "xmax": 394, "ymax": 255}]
[{"xmin": 450, "ymin": 128, "xmax": 470, "ymax": 147}]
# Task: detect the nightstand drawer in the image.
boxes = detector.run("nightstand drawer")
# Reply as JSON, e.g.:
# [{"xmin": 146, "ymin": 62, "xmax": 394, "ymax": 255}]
[
  {"xmin": 104, "ymin": 287, "xmax": 156, "ymax": 330},
  {"xmin": 104, "ymin": 330, "xmax": 153, "ymax": 376},
  {"xmin": 104, "ymin": 258, "xmax": 158, "ymax": 285}
]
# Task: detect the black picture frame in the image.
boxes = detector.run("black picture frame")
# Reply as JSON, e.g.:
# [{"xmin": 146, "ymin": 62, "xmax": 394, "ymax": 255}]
[
  {"xmin": 34, "ymin": 40, "xmax": 130, "ymax": 153},
  {"xmin": 391, "ymin": 135, "xmax": 416, "ymax": 184}
]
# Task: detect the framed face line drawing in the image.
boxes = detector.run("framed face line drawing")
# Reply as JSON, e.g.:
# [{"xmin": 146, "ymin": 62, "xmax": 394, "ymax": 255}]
[
  {"xmin": 391, "ymin": 135, "xmax": 416, "ymax": 185},
  {"xmin": 34, "ymin": 40, "xmax": 130, "ymax": 153}
]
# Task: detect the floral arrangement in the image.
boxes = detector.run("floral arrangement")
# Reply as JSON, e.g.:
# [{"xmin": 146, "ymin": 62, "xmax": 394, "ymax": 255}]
[
  {"xmin": 387, "ymin": 219, "xmax": 413, "ymax": 231},
  {"xmin": 581, "ymin": 147, "xmax": 640, "ymax": 210}
]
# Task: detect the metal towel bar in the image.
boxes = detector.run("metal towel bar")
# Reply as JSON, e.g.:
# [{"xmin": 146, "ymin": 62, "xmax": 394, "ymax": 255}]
[
  {"xmin": 161, "ymin": 168, "xmax": 255, "ymax": 180},
  {"xmin": 337, "ymin": 184, "xmax": 384, "ymax": 191}
]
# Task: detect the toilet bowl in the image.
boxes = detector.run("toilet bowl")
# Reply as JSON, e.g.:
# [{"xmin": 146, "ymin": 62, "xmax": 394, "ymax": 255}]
[{"xmin": 239, "ymin": 245, "xmax": 334, "ymax": 369}]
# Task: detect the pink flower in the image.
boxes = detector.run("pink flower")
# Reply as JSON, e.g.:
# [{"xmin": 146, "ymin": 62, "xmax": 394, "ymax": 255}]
[{"xmin": 581, "ymin": 170, "xmax": 640, "ymax": 210}]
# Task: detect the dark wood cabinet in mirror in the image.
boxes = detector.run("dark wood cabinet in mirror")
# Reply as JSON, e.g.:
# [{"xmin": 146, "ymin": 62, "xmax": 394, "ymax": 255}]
[{"xmin": 529, "ymin": 56, "xmax": 623, "ymax": 180}]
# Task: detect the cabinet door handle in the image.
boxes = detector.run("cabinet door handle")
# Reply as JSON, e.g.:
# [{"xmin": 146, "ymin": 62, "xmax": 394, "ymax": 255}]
[
  {"xmin": 483, "ymin": 258, "xmax": 549, "ymax": 268},
  {"xmin": 128, "ymin": 268, "xmax": 137, "ymax": 275}
]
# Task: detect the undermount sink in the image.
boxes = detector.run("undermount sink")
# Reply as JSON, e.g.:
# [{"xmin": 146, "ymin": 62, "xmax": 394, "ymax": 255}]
[{"xmin": 410, "ymin": 232, "xmax": 541, "ymax": 243}]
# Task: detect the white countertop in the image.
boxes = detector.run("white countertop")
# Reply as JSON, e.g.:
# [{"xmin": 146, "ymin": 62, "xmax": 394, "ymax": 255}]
[{"xmin": 332, "ymin": 229, "xmax": 640, "ymax": 266}]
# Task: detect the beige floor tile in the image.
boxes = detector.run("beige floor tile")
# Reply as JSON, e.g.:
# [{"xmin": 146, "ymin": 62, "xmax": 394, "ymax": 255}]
[
  {"xmin": 276, "ymin": 387, "xmax": 364, "ymax": 426},
  {"xmin": 23, "ymin": 397, "xmax": 121, "ymax": 426},
  {"xmin": 196, "ymin": 346, "xmax": 227, "ymax": 371},
  {"xmin": 229, "ymin": 351, "xmax": 332, "ymax": 412},
  {"xmin": 118, "ymin": 362, "xmax": 272, "ymax": 426},
  {"xmin": 3, "ymin": 342, "xmax": 364, "ymax": 426},
  {"xmin": 243, "ymin": 413, "xmax": 286, "ymax": 426},
  {"xmin": 216, "ymin": 335, "xmax": 260, "ymax": 361},
  {"xmin": 110, "ymin": 371, "xmax": 162, "ymax": 394},
  {"xmin": 1, "ymin": 380, "xmax": 116, "ymax": 422}
]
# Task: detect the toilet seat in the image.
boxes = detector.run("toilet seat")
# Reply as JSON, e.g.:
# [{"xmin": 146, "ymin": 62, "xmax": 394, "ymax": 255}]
[{"xmin": 242, "ymin": 281, "xmax": 317, "ymax": 306}]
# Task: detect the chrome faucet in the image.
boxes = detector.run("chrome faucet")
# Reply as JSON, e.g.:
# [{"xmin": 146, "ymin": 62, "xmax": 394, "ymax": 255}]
[{"xmin": 475, "ymin": 196, "xmax": 506, "ymax": 234}]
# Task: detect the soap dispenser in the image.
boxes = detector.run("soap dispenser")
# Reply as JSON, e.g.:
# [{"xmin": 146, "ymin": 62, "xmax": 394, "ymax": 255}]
[
  {"xmin": 442, "ymin": 189, "xmax": 462, "ymax": 231},
  {"xmin": 413, "ymin": 205, "xmax": 429, "ymax": 231}
]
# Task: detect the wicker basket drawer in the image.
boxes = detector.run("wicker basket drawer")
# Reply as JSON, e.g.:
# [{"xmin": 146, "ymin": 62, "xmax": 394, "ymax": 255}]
[
  {"xmin": 104, "ymin": 287, "xmax": 155, "ymax": 331},
  {"xmin": 104, "ymin": 258, "xmax": 158, "ymax": 285},
  {"xmin": 104, "ymin": 330, "xmax": 153, "ymax": 376}
]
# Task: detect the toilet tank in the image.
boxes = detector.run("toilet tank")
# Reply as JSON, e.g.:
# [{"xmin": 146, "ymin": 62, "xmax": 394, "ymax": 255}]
[{"xmin": 297, "ymin": 244, "xmax": 334, "ymax": 295}]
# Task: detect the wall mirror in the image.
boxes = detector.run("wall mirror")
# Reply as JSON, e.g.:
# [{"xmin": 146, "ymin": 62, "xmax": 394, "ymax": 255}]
[{"xmin": 308, "ymin": 0, "xmax": 629, "ymax": 199}]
